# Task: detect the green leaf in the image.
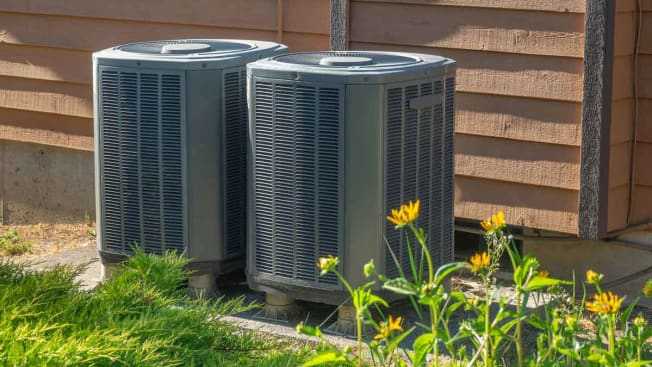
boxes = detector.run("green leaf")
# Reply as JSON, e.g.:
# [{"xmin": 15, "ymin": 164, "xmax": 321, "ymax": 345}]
[
  {"xmin": 434, "ymin": 262, "xmax": 465, "ymax": 285},
  {"xmin": 412, "ymin": 333, "xmax": 434, "ymax": 367},
  {"xmin": 382, "ymin": 277, "xmax": 419, "ymax": 296},
  {"xmin": 525, "ymin": 276, "xmax": 571, "ymax": 291},
  {"xmin": 624, "ymin": 361, "xmax": 652, "ymax": 367},
  {"xmin": 300, "ymin": 351, "xmax": 349, "ymax": 367},
  {"xmin": 387, "ymin": 326, "xmax": 415, "ymax": 352},
  {"xmin": 367, "ymin": 294, "xmax": 389, "ymax": 308},
  {"xmin": 296, "ymin": 323, "xmax": 323, "ymax": 338}
]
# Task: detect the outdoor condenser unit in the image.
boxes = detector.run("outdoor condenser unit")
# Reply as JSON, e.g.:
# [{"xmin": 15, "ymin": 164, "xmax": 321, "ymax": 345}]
[
  {"xmin": 93, "ymin": 39, "xmax": 287, "ymax": 274},
  {"xmin": 247, "ymin": 51, "xmax": 456, "ymax": 303}
]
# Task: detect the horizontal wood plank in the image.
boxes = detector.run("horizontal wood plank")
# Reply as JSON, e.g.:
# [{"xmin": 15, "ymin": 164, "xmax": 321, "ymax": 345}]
[
  {"xmin": 642, "ymin": 13, "xmax": 652, "ymax": 55},
  {"xmin": 0, "ymin": 0, "xmax": 26, "ymax": 12},
  {"xmin": 283, "ymin": 0, "xmax": 330, "ymax": 34},
  {"xmin": 455, "ymin": 134, "xmax": 580, "ymax": 190},
  {"xmin": 634, "ymin": 142, "xmax": 652, "ymax": 186},
  {"xmin": 639, "ymin": 55, "xmax": 652, "ymax": 98},
  {"xmin": 615, "ymin": 0, "xmax": 652, "ymax": 12},
  {"xmin": 611, "ymin": 99, "xmax": 634, "ymax": 144},
  {"xmin": 352, "ymin": 0, "xmax": 585, "ymax": 13},
  {"xmin": 0, "ymin": 124, "xmax": 92, "ymax": 151},
  {"xmin": 607, "ymin": 184, "xmax": 629, "ymax": 231},
  {"xmin": 281, "ymin": 32, "xmax": 330, "ymax": 51},
  {"xmin": 0, "ymin": 44, "xmax": 90, "ymax": 84},
  {"xmin": 456, "ymin": 92, "xmax": 581, "ymax": 146},
  {"xmin": 0, "ymin": 0, "xmax": 279, "ymax": 31},
  {"xmin": 455, "ymin": 175, "xmax": 578, "ymax": 234},
  {"xmin": 613, "ymin": 55, "xmax": 633, "ymax": 100},
  {"xmin": 351, "ymin": 42, "xmax": 584, "ymax": 101},
  {"xmin": 0, "ymin": 12, "xmax": 276, "ymax": 51},
  {"xmin": 350, "ymin": 2, "xmax": 585, "ymax": 57},
  {"xmin": 0, "ymin": 76, "xmax": 92, "ymax": 118},
  {"xmin": 0, "ymin": 107, "xmax": 92, "ymax": 136},
  {"xmin": 637, "ymin": 99, "xmax": 652, "ymax": 143},
  {"xmin": 614, "ymin": 12, "xmax": 636, "ymax": 56},
  {"xmin": 609, "ymin": 141, "xmax": 632, "ymax": 188},
  {"xmin": 631, "ymin": 185, "xmax": 652, "ymax": 224}
]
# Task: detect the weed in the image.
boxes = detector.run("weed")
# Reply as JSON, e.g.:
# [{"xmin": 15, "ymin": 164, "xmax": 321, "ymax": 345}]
[
  {"xmin": 84, "ymin": 211, "xmax": 96, "ymax": 239},
  {"xmin": 0, "ymin": 230, "xmax": 32, "ymax": 256}
]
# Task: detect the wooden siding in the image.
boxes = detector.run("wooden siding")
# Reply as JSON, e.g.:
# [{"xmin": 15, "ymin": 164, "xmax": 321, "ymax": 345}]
[
  {"xmin": 350, "ymin": 0, "xmax": 584, "ymax": 233},
  {"xmin": 0, "ymin": 0, "xmax": 329, "ymax": 151},
  {"xmin": 608, "ymin": 3, "xmax": 652, "ymax": 231}
]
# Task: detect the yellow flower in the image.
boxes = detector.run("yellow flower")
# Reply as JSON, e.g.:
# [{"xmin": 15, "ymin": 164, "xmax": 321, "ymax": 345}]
[
  {"xmin": 643, "ymin": 279, "xmax": 652, "ymax": 298},
  {"xmin": 386, "ymin": 200, "xmax": 420, "ymax": 228},
  {"xmin": 374, "ymin": 315, "xmax": 404, "ymax": 340},
  {"xmin": 538, "ymin": 270, "xmax": 550, "ymax": 278},
  {"xmin": 586, "ymin": 291, "xmax": 624, "ymax": 314},
  {"xmin": 564, "ymin": 315, "xmax": 577, "ymax": 328},
  {"xmin": 317, "ymin": 255, "xmax": 339, "ymax": 275},
  {"xmin": 480, "ymin": 211, "xmax": 506, "ymax": 234},
  {"xmin": 468, "ymin": 252, "xmax": 490, "ymax": 273},
  {"xmin": 585, "ymin": 269, "xmax": 603, "ymax": 285},
  {"xmin": 633, "ymin": 315, "xmax": 646, "ymax": 327}
]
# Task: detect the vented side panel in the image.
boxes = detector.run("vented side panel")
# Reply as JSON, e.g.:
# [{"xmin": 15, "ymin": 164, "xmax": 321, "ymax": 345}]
[
  {"xmin": 252, "ymin": 79, "xmax": 343, "ymax": 287},
  {"xmin": 442, "ymin": 77, "xmax": 456, "ymax": 264},
  {"xmin": 384, "ymin": 77, "xmax": 455, "ymax": 278},
  {"xmin": 223, "ymin": 69, "xmax": 247, "ymax": 258},
  {"xmin": 98, "ymin": 67, "xmax": 186, "ymax": 256}
]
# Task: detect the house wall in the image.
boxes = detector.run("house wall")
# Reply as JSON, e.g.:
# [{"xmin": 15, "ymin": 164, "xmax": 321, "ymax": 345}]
[
  {"xmin": 632, "ymin": 2, "xmax": 652, "ymax": 225},
  {"xmin": 0, "ymin": 0, "xmax": 329, "ymax": 222},
  {"xmin": 608, "ymin": 0, "xmax": 652, "ymax": 231},
  {"xmin": 348, "ymin": 0, "xmax": 585, "ymax": 233}
]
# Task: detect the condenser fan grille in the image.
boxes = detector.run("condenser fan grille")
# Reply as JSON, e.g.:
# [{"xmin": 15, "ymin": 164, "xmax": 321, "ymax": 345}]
[
  {"xmin": 99, "ymin": 67, "xmax": 186, "ymax": 255},
  {"xmin": 273, "ymin": 52, "xmax": 422, "ymax": 69},
  {"xmin": 223, "ymin": 69, "xmax": 248, "ymax": 258},
  {"xmin": 117, "ymin": 39, "xmax": 255, "ymax": 55},
  {"xmin": 252, "ymin": 80, "xmax": 343, "ymax": 287},
  {"xmin": 384, "ymin": 77, "xmax": 455, "ymax": 278}
]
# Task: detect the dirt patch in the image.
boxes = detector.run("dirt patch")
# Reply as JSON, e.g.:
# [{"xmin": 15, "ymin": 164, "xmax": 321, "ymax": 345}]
[{"xmin": 0, "ymin": 222, "xmax": 95, "ymax": 261}]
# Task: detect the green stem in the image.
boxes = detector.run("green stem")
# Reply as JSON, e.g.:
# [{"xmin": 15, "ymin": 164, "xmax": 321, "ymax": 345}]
[
  {"xmin": 608, "ymin": 315, "xmax": 615, "ymax": 355},
  {"xmin": 431, "ymin": 305, "xmax": 440, "ymax": 367},
  {"xmin": 483, "ymin": 277, "xmax": 492, "ymax": 367},
  {"xmin": 515, "ymin": 296, "xmax": 523, "ymax": 367},
  {"xmin": 409, "ymin": 222, "xmax": 439, "ymax": 365},
  {"xmin": 357, "ymin": 314, "xmax": 363, "ymax": 367},
  {"xmin": 409, "ymin": 223, "xmax": 433, "ymax": 283}
]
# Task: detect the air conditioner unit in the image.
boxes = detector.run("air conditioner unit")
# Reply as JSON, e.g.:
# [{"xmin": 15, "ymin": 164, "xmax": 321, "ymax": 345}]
[
  {"xmin": 247, "ymin": 51, "xmax": 456, "ymax": 304},
  {"xmin": 93, "ymin": 39, "xmax": 287, "ymax": 275}
]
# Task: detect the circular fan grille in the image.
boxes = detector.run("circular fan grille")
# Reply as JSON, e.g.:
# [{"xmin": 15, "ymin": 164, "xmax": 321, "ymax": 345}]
[
  {"xmin": 273, "ymin": 51, "xmax": 422, "ymax": 69},
  {"xmin": 116, "ymin": 39, "xmax": 256, "ymax": 55}
]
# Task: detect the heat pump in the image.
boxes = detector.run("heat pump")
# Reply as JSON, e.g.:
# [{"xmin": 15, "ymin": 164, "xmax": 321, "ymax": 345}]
[
  {"xmin": 93, "ymin": 39, "xmax": 287, "ymax": 274},
  {"xmin": 247, "ymin": 51, "xmax": 456, "ymax": 303}
]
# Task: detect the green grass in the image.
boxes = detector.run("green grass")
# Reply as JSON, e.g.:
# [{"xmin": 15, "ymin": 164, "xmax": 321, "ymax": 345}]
[
  {"xmin": 0, "ymin": 249, "xmax": 311, "ymax": 366},
  {"xmin": 0, "ymin": 230, "xmax": 32, "ymax": 256}
]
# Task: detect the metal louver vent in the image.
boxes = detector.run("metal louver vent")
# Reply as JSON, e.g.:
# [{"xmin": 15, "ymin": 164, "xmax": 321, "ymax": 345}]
[
  {"xmin": 253, "ymin": 81, "xmax": 343, "ymax": 286},
  {"xmin": 223, "ymin": 70, "xmax": 247, "ymax": 258},
  {"xmin": 99, "ymin": 67, "xmax": 186, "ymax": 255},
  {"xmin": 384, "ymin": 77, "xmax": 454, "ymax": 278}
]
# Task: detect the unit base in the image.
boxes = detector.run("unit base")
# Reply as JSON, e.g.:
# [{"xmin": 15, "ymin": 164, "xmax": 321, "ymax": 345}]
[
  {"xmin": 247, "ymin": 273, "xmax": 349, "ymax": 305},
  {"xmin": 247, "ymin": 272, "xmax": 406, "ymax": 306},
  {"xmin": 325, "ymin": 305, "xmax": 357, "ymax": 337},
  {"xmin": 253, "ymin": 293, "xmax": 302, "ymax": 322}
]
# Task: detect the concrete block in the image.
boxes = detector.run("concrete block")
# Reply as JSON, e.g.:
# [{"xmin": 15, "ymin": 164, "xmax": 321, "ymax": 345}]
[
  {"xmin": 523, "ymin": 234, "xmax": 652, "ymax": 308},
  {"xmin": 0, "ymin": 140, "xmax": 94, "ymax": 224}
]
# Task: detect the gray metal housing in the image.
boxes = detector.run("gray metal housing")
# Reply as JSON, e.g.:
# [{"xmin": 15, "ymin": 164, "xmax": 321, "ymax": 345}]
[
  {"xmin": 93, "ymin": 39, "xmax": 287, "ymax": 274},
  {"xmin": 247, "ymin": 51, "xmax": 456, "ymax": 303}
]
